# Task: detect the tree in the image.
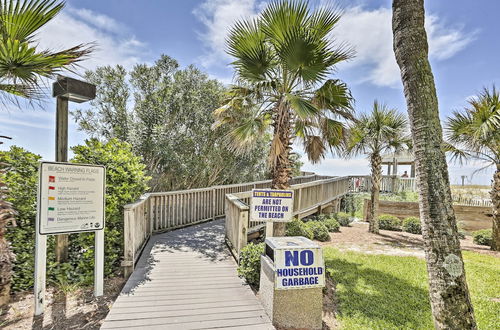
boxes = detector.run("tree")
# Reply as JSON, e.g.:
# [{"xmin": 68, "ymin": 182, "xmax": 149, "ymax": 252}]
[
  {"xmin": 445, "ymin": 87, "xmax": 500, "ymax": 250},
  {"xmin": 73, "ymin": 55, "xmax": 269, "ymax": 191},
  {"xmin": 392, "ymin": 0, "xmax": 477, "ymax": 328},
  {"xmin": 0, "ymin": 0, "xmax": 92, "ymax": 101},
  {"xmin": 216, "ymin": 0, "xmax": 354, "ymax": 235},
  {"xmin": 344, "ymin": 101, "xmax": 409, "ymax": 234}
]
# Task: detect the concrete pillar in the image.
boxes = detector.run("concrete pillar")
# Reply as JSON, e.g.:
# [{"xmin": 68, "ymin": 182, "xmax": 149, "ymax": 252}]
[
  {"xmin": 259, "ymin": 237, "xmax": 325, "ymax": 330},
  {"xmin": 410, "ymin": 163, "xmax": 416, "ymax": 177}
]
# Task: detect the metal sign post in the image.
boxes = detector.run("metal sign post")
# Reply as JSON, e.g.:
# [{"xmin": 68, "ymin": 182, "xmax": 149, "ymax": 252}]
[{"xmin": 34, "ymin": 161, "xmax": 105, "ymax": 315}]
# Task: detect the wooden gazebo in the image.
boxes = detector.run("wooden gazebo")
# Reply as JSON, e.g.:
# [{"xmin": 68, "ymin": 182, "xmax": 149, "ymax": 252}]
[{"xmin": 382, "ymin": 151, "xmax": 415, "ymax": 177}]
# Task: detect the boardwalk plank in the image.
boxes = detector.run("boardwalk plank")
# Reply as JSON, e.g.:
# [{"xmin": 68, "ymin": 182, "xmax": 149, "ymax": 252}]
[{"xmin": 102, "ymin": 219, "xmax": 273, "ymax": 329}]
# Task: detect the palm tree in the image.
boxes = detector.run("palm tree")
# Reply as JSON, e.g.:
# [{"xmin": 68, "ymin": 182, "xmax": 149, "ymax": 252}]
[
  {"xmin": 445, "ymin": 87, "xmax": 500, "ymax": 250},
  {"xmin": 344, "ymin": 101, "xmax": 409, "ymax": 234},
  {"xmin": 392, "ymin": 0, "xmax": 476, "ymax": 327},
  {"xmin": 214, "ymin": 0, "xmax": 354, "ymax": 235},
  {"xmin": 0, "ymin": 0, "xmax": 92, "ymax": 102}
]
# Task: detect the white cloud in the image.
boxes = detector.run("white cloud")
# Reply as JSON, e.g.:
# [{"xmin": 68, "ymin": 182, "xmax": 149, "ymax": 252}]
[
  {"xmin": 333, "ymin": 6, "xmax": 476, "ymax": 87},
  {"xmin": 68, "ymin": 8, "xmax": 125, "ymax": 34},
  {"xmin": 193, "ymin": 0, "xmax": 265, "ymax": 68},
  {"xmin": 36, "ymin": 7, "xmax": 148, "ymax": 74},
  {"xmin": 194, "ymin": 2, "xmax": 475, "ymax": 87}
]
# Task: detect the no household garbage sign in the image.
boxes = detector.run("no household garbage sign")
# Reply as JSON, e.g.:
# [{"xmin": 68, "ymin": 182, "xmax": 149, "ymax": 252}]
[{"xmin": 250, "ymin": 189, "xmax": 294, "ymax": 222}]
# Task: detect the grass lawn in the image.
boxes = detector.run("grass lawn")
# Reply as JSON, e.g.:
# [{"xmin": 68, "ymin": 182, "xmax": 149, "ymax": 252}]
[{"xmin": 323, "ymin": 248, "xmax": 500, "ymax": 329}]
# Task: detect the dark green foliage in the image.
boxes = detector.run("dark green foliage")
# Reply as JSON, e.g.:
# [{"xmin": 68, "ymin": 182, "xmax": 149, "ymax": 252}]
[
  {"xmin": 305, "ymin": 221, "xmax": 330, "ymax": 242},
  {"xmin": 378, "ymin": 214, "xmax": 402, "ymax": 231},
  {"xmin": 335, "ymin": 212, "xmax": 352, "ymax": 227},
  {"xmin": 1, "ymin": 146, "xmax": 42, "ymax": 291},
  {"xmin": 1, "ymin": 140, "xmax": 149, "ymax": 291},
  {"xmin": 324, "ymin": 218, "xmax": 341, "ymax": 233},
  {"xmin": 402, "ymin": 217, "xmax": 422, "ymax": 234},
  {"xmin": 237, "ymin": 242, "xmax": 264, "ymax": 288},
  {"xmin": 472, "ymin": 229, "xmax": 493, "ymax": 246},
  {"xmin": 285, "ymin": 217, "xmax": 313, "ymax": 239}
]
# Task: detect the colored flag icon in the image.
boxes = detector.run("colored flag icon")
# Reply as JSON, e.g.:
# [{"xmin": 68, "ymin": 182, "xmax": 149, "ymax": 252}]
[
  {"xmin": 49, "ymin": 176, "xmax": 55, "ymax": 182},
  {"xmin": 48, "ymin": 186, "xmax": 55, "ymax": 190},
  {"xmin": 48, "ymin": 196, "xmax": 55, "ymax": 201},
  {"xmin": 48, "ymin": 207, "xmax": 55, "ymax": 211}
]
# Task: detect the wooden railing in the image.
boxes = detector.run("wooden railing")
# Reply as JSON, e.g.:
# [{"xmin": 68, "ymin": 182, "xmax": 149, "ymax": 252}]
[
  {"xmin": 121, "ymin": 174, "xmax": 330, "ymax": 276},
  {"xmin": 348, "ymin": 175, "xmax": 417, "ymax": 193},
  {"xmin": 225, "ymin": 176, "xmax": 351, "ymax": 259}
]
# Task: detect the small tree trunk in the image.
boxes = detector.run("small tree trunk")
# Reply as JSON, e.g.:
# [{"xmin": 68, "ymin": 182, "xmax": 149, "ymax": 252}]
[
  {"xmin": 271, "ymin": 105, "xmax": 292, "ymax": 237},
  {"xmin": 491, "ymin": 163, "xmax": 500, "ymax": 251},
  {"xmin": 392, "ymin": 0, "xmax": 477, "ymax": 328},
  {"xmin": 368, "ymin": 153, "xmax": 382, "ymax": 234}
]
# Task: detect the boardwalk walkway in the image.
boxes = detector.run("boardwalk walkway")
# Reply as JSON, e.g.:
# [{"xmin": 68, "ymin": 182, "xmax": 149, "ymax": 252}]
[{"xmin": 102, "ymin": 219, "xmax": 273, "ymax": 330}]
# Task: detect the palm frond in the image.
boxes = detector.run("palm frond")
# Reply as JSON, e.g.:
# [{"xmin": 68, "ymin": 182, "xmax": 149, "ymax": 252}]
[
  {"xmin": 286, "ymin": 93, "xmax": 319, "ymax": 119},
  {"xmin": 0, "ymin": 0, "xmax": 64, "ymax": 42}
]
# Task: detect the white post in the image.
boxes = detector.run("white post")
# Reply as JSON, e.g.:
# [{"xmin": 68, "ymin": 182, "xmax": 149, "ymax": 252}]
[
  {"xmin": 94, "ymin": 229, "xmax": 104, "ymax": 297},
  {"xmin": 34, "ymin": 231, "xmax": 47, "ymax": 315},
  {"xmin": 266, "ymin": 222, "xmax": 274, "ymax": 237}
]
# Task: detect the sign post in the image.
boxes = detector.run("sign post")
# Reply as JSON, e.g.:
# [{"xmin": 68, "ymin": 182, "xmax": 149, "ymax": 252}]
[{"xmin": 34, "ymin": 161, "xmax": 105, "ymax": 315}]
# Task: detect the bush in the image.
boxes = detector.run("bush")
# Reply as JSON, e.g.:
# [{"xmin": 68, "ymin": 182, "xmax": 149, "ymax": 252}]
[
  {"xmin": 1, "ymin": 146, "xmax": 43, "ymax": 291},
  {"xmin": 285, "ymin": 218, "xmax": 313, "ymax": 239},
  {"xmin": 402, "ymin": 217, "xmax": 421, "ymax": 234},
  {"xmin": 237, "ymin": 242, "xmax": 264, "ymax": 287},
  {"xmin": 324, "ymin": 218, "xmax": 340, "ymax": 233},
  {"xmin": 472, "ymin": 229, "xmax": 492, "ymax": 246},
  {"xmin": 305, "ymin": 221, "xmax": 330, "ymax": 241},
  {"xmin": 1, "ymin": 140, "xmax": 150, "ymax": 291},
  {"xmin": 377, "ymin": 214, "xmax": 402, "ymax": 231},
  {"xmin": 335, "ymin": 212, "xmax": 352, "ymax": 227}
]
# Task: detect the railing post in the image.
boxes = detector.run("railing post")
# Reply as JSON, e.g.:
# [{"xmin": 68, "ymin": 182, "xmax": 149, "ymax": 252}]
[
  {"xmin": 149, "ymin": 197, "xmax": 154, "ymax": 235},
  {"xmin": 212, "ymin": 188, "xmax": 216, "ymax": 220},
  {"xmin": 238, "ymin": 210, "xmax": 248, "ymax": 258},
  {"xmin": 122, "ymin": 208, "xmax": 135, "ymax": 278}
]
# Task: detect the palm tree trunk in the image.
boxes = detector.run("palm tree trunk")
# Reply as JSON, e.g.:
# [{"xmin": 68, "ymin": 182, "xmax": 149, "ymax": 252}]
[
  {"xmin": 491, "ymin": 163, "xmax": 500, "ymax": 251},
  {"xmin": 392, "ymin": 0, "xmax": 476, "ymax": 328},
  {"xmin": 271, "ymin": 105, "xmax": 292, "ymax": 236},
  {"xmin": 368, "ymin": 152, "xmax": 381, "ymax": 234}
]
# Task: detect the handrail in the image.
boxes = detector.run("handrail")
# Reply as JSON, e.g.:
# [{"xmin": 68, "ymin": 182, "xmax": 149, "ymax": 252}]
[
  {"xmin": 225, "ymin": 176, "xmax": 351, "ymax": 259},
  {"xmin": 121, "ymin": 174, "xmax": 329, "ymax": 276}
]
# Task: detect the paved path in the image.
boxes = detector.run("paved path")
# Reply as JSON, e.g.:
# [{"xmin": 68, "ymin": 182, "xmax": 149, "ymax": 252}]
[{"xmin": 101, "ymin": 219, "xmax": 273, "ymax": 330}]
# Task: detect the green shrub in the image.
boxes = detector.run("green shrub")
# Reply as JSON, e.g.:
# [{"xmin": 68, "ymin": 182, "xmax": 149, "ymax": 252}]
[
  {"xmin": 1, "ymin": 146, "xmax": 44, "ymax": 291},
  {"xmin": 377, "ymin": 214, "xmax": 402, "ymax": 231},
  {"xmin": 305, "ymin": 221, "xmax": 330, "ymax": 241},
  {"xmin": 237, "ymin": 242, "xmax": 264, "ymax": 287},
  {"xmin": 335, "ymin": 212, "xmax": 352, "ymax": 227},
  {"xmin": 1, "ymin": 139, "xmax": 150, "ymax": 291},
  {"xmin": 285, "ymin": 218, "xmax": 314, "ymax": 239},
  {"xmin": 402, "ymin": 217, "xmax": 421, "ymax": 234},
  {"xmin": 458, "ymin": 230, "xmax": 467, "ymax": 240},
  {"xmin": 324, "ymin": 218, "xmax": 340, "ymax": 233},
  {"xmin": 472, "ymin": 229, "xmax": 492, "ymax": 246}
]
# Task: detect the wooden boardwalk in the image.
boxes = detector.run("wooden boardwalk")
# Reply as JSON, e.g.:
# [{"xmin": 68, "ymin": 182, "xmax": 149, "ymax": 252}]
[{"xmin": 102, "ymin": 219, "xmax": 273, "ymax": 330}]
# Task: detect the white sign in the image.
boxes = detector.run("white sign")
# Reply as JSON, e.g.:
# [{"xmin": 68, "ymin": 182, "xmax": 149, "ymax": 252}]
[
  {"xmin": 274, "ymin": 246, "xmax": 325, "ymax": 290},
  {"xmin": 250, "ymin": 189, "xmax": 294, "ymax": 222},
  {"xmin": 38, "ymin": 162, "xmax": 105, "ymax": 235}
]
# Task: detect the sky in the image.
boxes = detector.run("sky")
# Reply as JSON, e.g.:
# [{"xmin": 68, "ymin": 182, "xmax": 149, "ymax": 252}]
[{"xmin": 0, "ymin": 0, "xmax": 498, "ymax": 185}]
